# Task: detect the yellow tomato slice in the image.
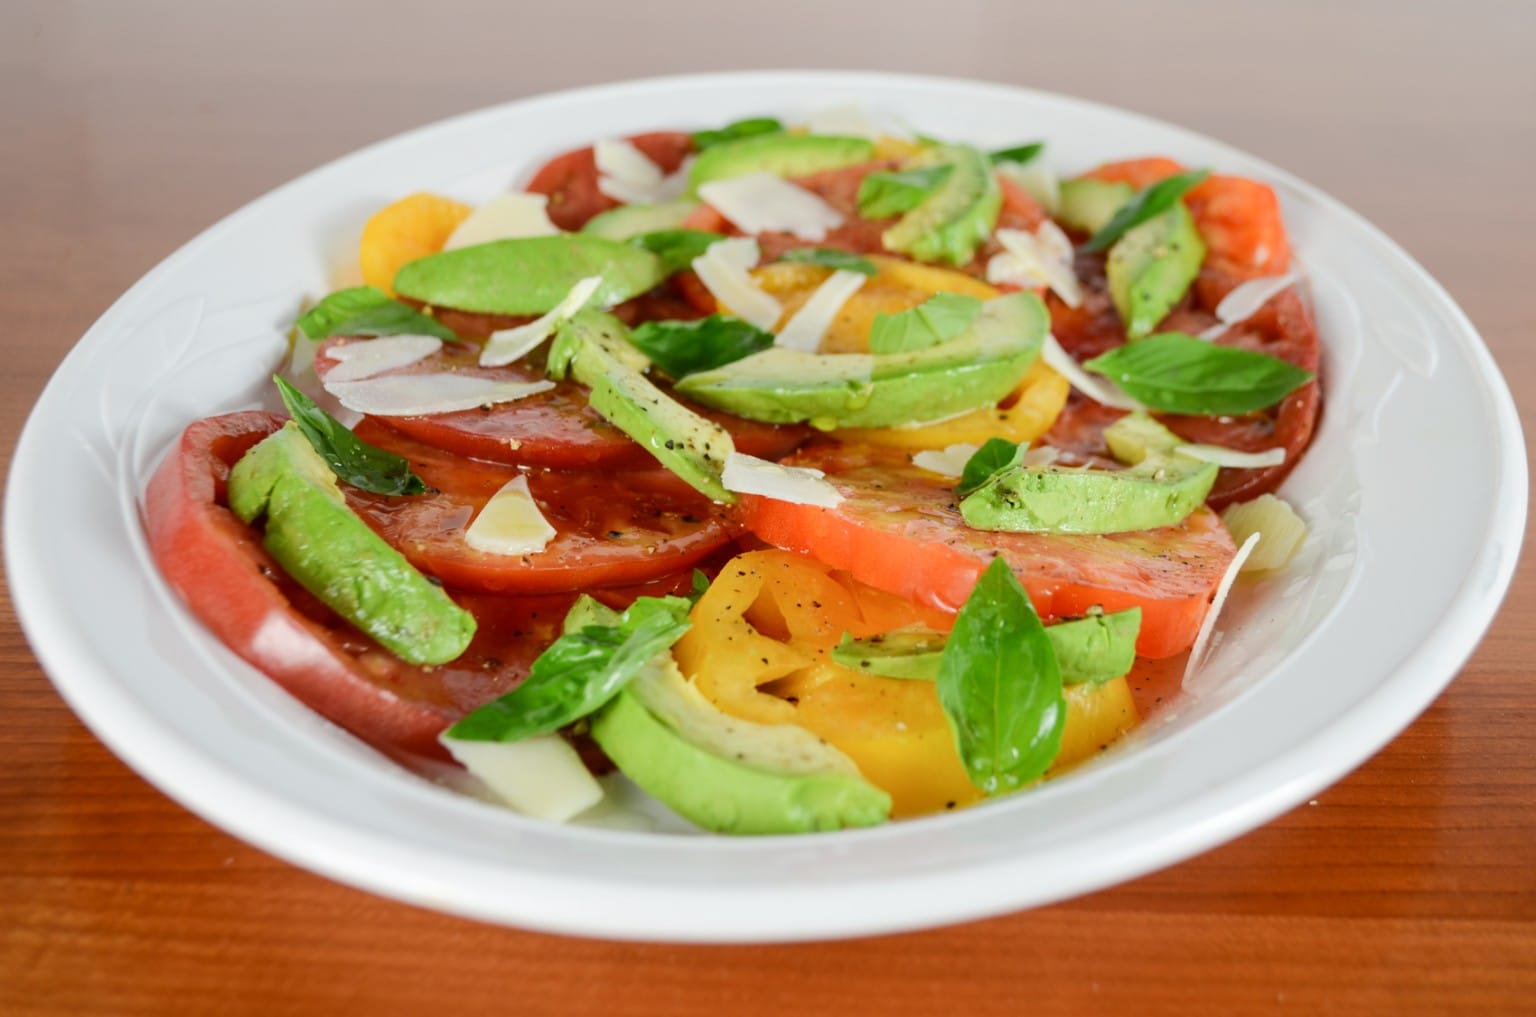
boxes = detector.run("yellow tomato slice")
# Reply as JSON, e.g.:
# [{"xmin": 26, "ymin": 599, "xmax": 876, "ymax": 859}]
[{"xmin": 359, "ymin": 192, "xmax": 472, "ymax": 294}]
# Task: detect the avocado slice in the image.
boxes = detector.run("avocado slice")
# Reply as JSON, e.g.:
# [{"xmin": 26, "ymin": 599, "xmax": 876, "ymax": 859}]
[
  {"xmin": 881, "ymin": 145, "xmax": 1002, "ymax": 266},
  {"xmin": 959, "ymin": 412, "xmax": 1217, "ymax": 535},
  {"xmin": 392, "ymin": 235, "xmax": 665, "ymax": 316},
  {"xmin": 674, "ymin": 291, "xmax": 1048, "ymax": 430},
  {"xmin": 589, "ymin": 655, "xmax": 890, "ymax": 834},
  {"xmin": 547, "ymin": 309, "xmax": 735, "ymax": 502},
  {"xmin": 582, "ymin": 198, "xmax": 701, "ymax": 240},
  {"xmin": 1056, "ymin": 178, "xmax": 1135, "ymax": 235},
  {"xmin": 688, "ymin": 133, "xmax": 876, "ymax": 191},
  {"xmin": 1105, "ymin": 201, "xmax": 1206, "ymax": 339},
  {"xmin": 227, "ymin": 423, "xmax": 475, "ymax": 666}
]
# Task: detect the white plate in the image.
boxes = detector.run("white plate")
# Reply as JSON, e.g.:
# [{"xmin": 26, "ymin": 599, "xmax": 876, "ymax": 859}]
[{"xmin": 6, "ymin": 72, "xmax": 1525, "ymax": 943}]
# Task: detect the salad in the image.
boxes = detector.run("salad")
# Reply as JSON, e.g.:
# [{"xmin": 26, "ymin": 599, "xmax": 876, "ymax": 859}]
[{"xmin": 144, "ymin": 109, "xmax": 1320, "ymax": 834}]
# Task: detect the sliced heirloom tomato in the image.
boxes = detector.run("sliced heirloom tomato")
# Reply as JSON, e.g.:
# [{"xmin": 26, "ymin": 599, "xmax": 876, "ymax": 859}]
[
  {"xmin": 740, "ymin": 442, "xmax": 1236, "ymax": 659},
  {"xmin": 525, "ymin": 130, "xmax": 693, "ymax": 230},
  {"xmin": 346, "ymin": 419, "xmax": 737, "ymax": 595},
  {"xmin": 142, "ymin": 412, "xmax": 583, "ymax": 757}
]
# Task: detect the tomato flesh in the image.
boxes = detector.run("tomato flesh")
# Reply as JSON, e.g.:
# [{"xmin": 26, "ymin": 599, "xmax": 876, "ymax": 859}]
[{"xmin": 525, "ymin": 131, "xmax": 693, "ymax": 230}]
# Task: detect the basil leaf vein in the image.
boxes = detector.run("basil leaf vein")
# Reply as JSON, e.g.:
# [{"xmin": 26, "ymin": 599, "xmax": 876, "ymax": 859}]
[
  {"xmin": 628, "ymin": 314, "xmax": 775, "ymax": 379},
  {"xmin": 777, "ymin": 248, "xmax": 878, "ymax": 275},
  {"xmin": 857, "ymin": 164, "xmax": 953, "ymax": 218},
  {"xmin": 868, "ymin": 292, "xmax": 982, "ymax": 354},
  {"xmin": 273, "ymin": 376, "xmax": 427, "ymax": 495},
  {"xmin": 296, "ymin": 286, "xmax": 458, "ymax": 343},
  {"xmin": 1082, "ymin": 169, "xmax": 1209, "ymax": 254},
  {"xmin": 1083, "ymin": 332, "xmax": 1314, "ymax": 415}
]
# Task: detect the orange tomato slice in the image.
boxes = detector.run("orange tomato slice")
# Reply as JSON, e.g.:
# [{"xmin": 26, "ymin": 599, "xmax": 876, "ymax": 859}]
[{"xmin": 359, "ymin": 192, "xmax": 472, "ymax": 294}]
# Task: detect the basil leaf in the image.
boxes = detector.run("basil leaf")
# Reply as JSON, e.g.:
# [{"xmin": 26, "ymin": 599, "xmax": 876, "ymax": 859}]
[
  {"xmin": 1082, "ymin": 169, "xmax": 1209, "ymax": 254},
  {"xmin": 629, "ymin": 229, "xmax": 727, "ymax": 277},
  {"xmin": 272, "ymin": 376, "xmax": 427, "ymax": 495},
  {"xmin": 956, "ymin": 437, "xmax": 1026, "ymax": 497},
  {"xmin": 857, "ymin": 164, "xmax": 953, "ymax": 218},
  {"xmin": 688, "ymin": 569, "xmax": 711, "ymax": 603},
  {"xmin": 1084, "ymin": 332, "xmax": 1314, "ymax": 415},
  {"xmin": 628, "ymin": 314, "xmax": 775, "ymax": 378},
  {"xmin": 776, "ymin": 248, "xmax": 878, "ymax": 275},
  {"xmin": 937, "ymin": 557, "xmax": 1065, "ymax": 794},
  {"xmin": 868, "ymin": 292, "xmax": 982, "ymax": 354},
  {"xmin": 296, "ymin": 286, "xmax": 458, "ymax": 343},
  {"xmin": 445, "ymin": 594, "xmax": 693, "ymax": 742},
  {"xmin": 989, "ymin": 142, "xmax": 1044, "ymax": 166},
  {"xmin": 691, "ymin": 117, "xmax": 783, "ymax": 151}
]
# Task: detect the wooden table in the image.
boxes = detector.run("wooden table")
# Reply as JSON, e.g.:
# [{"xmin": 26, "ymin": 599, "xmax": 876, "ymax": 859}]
[{"xmin": 4, "ymin": 3, "xmax": 1532, "ymax": 1013}]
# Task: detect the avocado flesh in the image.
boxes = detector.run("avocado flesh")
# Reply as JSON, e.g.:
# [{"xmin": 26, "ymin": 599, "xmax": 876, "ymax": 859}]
[
  {"xmin": 688, "ymin": 133, "xmax": 876, "ymax": 191},
  {"xmin": 881, "ymin": 144, "xmax": 1002, "ymax": 267},
  {"xmin": 589, "ymin": 656, "xmax": 891, "ymax": 834},
  {"xmin": 959, "ymin": 413, "xmax": 1217, "ymax": 535},
  {"xmin": 1056, "ymin": 178, "xmax": 1135, "ymax": 235},
  {"xmin": 227, "ymin": 423, "xmax": 475, "ymax": 666},
  {"xmin": 1105, "ymin": 202, "xmax": 1206, "ymax": 339},
  {"xmin": 392, "ymin": 234, "xmax": 665, "ymax": 315},
  {"xmin": 549, "ymin": 309, "xmax": 735, "ymax": 502},
  {"xmin": 582, "ymin": 198, "xmax": 700, "ymax": 240},
  {"xmin": 675, "ymin": 291, "xmax": 1048, "ymax": 430}
]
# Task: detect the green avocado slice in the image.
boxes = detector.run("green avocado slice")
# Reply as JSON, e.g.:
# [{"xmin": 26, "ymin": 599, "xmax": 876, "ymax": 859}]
[
  {"xmin": 688, "ymin": 133, "xmax": 876, "ymax": 191},
  {"xmin": 1105, "ymin": 202, "xmax": 1206, "ymax": 339},
  {"xmin": 1056, "ymin": 178, "xmax": 1135, "ymax": 235},
  {"xmin": 674, "ymin": 291, "xmax": 1048, "ymax": 430},
  {"xmin": 881, "ymin": 144, "xmax": 1002, "ymax": 267},
  {"xmin": 227, "ymin": 423, "xmax": 475, "ymax": 666},
  {"xmin": 581, "ymin": 198, "xmax": 701, "ymax": 240},
  {"xmin": 392, "ymin": 235, "xmax": 665, "ymax": 316}
]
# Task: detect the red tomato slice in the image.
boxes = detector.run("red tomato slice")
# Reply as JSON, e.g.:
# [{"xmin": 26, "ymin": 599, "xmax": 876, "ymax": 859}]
[
  {"xmin": 525, "ymin": 131, "xmax": 693, "ymax": 230},
  {"xmin": 314, "ymin": 336, "xmax": 808, "ymax": 469},
  {"xmin": 740, "ymin": 443, "xmax": 1236, "ymax": 658},
  {"xmin": 142, "ymin": 412, "xmax": 583, "ymax": 757},
  {"xmin": 347, "ymin": 419, "xmax": 738, "ymax": 594}
]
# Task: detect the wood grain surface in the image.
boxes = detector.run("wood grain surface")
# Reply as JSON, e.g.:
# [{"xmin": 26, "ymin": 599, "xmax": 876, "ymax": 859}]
[{"xmin": 2, "ymin": 2, "xmax": 1532, "ymax": 1013}]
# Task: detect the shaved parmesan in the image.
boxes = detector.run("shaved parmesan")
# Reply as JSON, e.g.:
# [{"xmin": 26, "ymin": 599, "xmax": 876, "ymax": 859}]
[
  {"xmin": 595, "ymin": 138, "xmax": 689, "ymax": 206},
  {"xmin": 1199, "ymin": 271, "xmax": 1300, "ymax": 340},
  {"xmin": 722, "ymin": 452, "xmax": 844, "ymax": 507},
  {"xmin": 1174, "ymin": 444, "xmax": 1286, "ymax": 469},
  {"xmin": 441, "ymin": 733, "xmax": 602, "ymax": 822},
  {"xmin": 698, "ymin": 173, "xmax": 843, "ymax": 241},
  {"xmin": 1183, "ymin": 531, "xmax": 1261, "ymax": 685},
  {"xmin": 987, "ymin": 224, "xmax": 1081, "ymax": 308},
  {"xmin": 692, "ymin": 238, "xmax": 783, "ymax": 331},
  {"xmin": 1222, "ymin": 494, "xmax": 1308, "ymax": 573},
  {"xmin": 325, "ymin": 373, "xmax": 554, "ymax": 416},
  {"xmin": 444, "ymin": 193, "xmax": 558, "ymax": 250},
  {"xmin": 801, "ymin": 102, "xmax": 908, "ymax": 141},
  {"xmin": 321, "ymin": 334, "xmax": 442, "ymax": 382},
  {"xmin": 464, "ymin": 474, "xmax": 557, "ymax": 556},
  {"xmin": 1041, "ymin": 333, "xmax": 1146, "ymax": 411},
  {"xmin": 773, "ymin": 268, "xmax": 867, "ymax": 352},
  {"xmin": 480, "ymin": 275, "xmax": 604, "ymax": 367},
  {"xmin": 1022, "ymin": 444, "xmax": 1062, "ymax": 468},
  {"xmin": 911, "ymin": 443, "xmax": 981, "ymax": 477}
]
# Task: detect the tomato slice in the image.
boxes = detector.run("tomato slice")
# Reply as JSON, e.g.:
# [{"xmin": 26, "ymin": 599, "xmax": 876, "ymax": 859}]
[
  {"xmin": 347, "ymin": 419, "xmax": 738, "ymax": 594},
  {"xmin": 313, "ymin": 336, "xmax": 808, "ymax": 469},
  {"xmin": 142, "ymin": 412, "xmax": 582, "ymax": 756},
  {"xmin": 525, "ymin": 130, "xmax": 693, "ymax": 230},
  {"xmin": 739, "ymin": 442, "xmax": 1236, "ymax": 658}
]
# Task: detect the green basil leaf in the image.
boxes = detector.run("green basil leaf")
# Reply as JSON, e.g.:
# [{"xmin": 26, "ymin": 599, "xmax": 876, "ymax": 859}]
[
  {"xmin": 776, "ymin": 248, "xmax": 878, "ymax": 275},
  {"xmin": 687, "ymin": 569, "xmax": 711, "ymax": 603},
  {"xmin": 868, "ymin": 292, "xmax": 982, "ymax": 354},
  {"xmin": 989, "ymin": 142, "xmax": 1044, "ymax": 166},
  {"xmin": 690, "ymin": 117, "xmax": 784, "ymax": 151},
  {"xmin": 1082, "ymin": 169, "xmax": 1209, "ymax": 254},
  {"xmin": 296, "ymin": 286, "xmax": 458, "ymax": 343},
  {"xmin": 1084, "ymin": 332, "xmax": 1314, "ymax": 415},
  {"xmin": 272, "ymin": 376, "xmax": 427, "ymax": 495},
  {"xmin": 628, "ymin": 314, "xmax": 775, "ymax": 379},
  {"xmin": 956, "ymin": 437, "xmax": 1026, "ymax": 497},
  {"xmin": 937, "ymin": 557, "xmax": 1065, "ymax": 794},
  {"xmin": 445, "ymin": 594, "xmax": 693, "ymax": 742},
  {"xmin": 629, "ymin": 229, "xmax": 727, "ymax": 277},
  {"xmin": 857, "ymin": 164, "xmax": 953, "ymax": 218}
]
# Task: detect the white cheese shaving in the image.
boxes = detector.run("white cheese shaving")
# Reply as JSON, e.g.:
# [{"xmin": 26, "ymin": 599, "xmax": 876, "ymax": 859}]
[
  {"xmin": 697, "ymin": 172, "xmax": 843, "ymax": 241},
  {"xmin": 480, "ymin": 275, "xmax": 604, "ymax": 367},
  {"xmin": 1199, "ymin": 271, "xmax": 1301, "ymax": 340},
  {"xmin": 595, "ymin": 138, "xmax": 689, "ymax": 206},
  {"xmin": 911, "ymin": 443, "xmax": 981, "ymax": 477},
  {"xmin": 987, "ymin": 224, "xmax": 1082, "ymax": 308},
  {"xmin": 800, "ymin": 102, "xmax": 909, "ymax": 140},
  {"xmin": 320, "ymin": 334, "xmax": 443, "ymax": 382},
  {"xmin": 1040, "ymin": 333, "xmax": 1146, "ymax": 411},
  {"xmin": 463, "ymin": 474, "xmax": 558, "ymax": 556},
  {"xmin": 441, "ymin": 733, "xmax": 602, "ymax": 822},
  {"xmin": 773, "ymin": 268, "xmax": 867, "ymax": 352},
  {"xmin": 324, "ymin": 373, "xmax": 555, "ymax": 416},
  {"xmin": 1022, "ymin": 445, "xmax": 1062, "ymax": 468},
  {"xmin": 721, "ymin": 452, "xmax": 844, "ymax": 507},
  {"xmin": 692, "ymin": 237, "xmax": 783, "ymax": 331},
  {"xmin": 1174, "ymin": 444, "xmax": 1287, "ymax": 469},
  {"xmin": 444, "ymin": 193, "xmax": 559, "ymax": 250},
  {"xmin": 1183, "ymin": 531, "xmax": 1261, "ymax": 685}
]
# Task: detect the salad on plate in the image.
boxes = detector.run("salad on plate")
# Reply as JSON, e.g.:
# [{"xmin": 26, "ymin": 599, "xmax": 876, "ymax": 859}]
[{"xmin": 144, "ymin": 108, "xmax": 1321, "ymax": 834}]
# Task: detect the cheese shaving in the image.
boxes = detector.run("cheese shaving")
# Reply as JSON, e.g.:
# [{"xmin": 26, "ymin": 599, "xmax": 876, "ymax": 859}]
[
  {"xmin": 692, "ymin": 238, "xmax": 782, "ymax": 331},
  {"xmin": 800, "ymin": 102, "xmax": 908, "ymax": 140},
  {"xmin": 911, "ymin": 443, "xmax": 980, "ymax": 477},
  {"xmin": 464, "ymin": 474, "xmax": 558, "ymax": 556},
  {"xmin": 697, "ymin": 173, "xmax": 843, "ymax": 241},
  {"xmin": 1040, "ymin": 334, "xmax": 1146, "ymax": 411},
  {"xmin": 1199, "ymin": 271, "xmax": 1301, "ymax": 340},
  {"xmin": 1183, "ymin": 531, "xmax": 1261, "ymax": 685},
  {"xmin": 1174, "ymin": 444, "xmax": 1287, "ymax": 469},
  {"xmin": 594, "ymin": 138, "xmax": 690, "ymax": 206},
  {"xmin": 773, "ymin": 269, "xmax": 867, "ymax": 352},
  {"xmin": 987, "ymin": 224, "xmax": 1081, "ymax": 308},
  {"xmin": 324, "ymin": 373, "xmax": 555, "ymax": 416},
  {"xmin": 444, "ymin": 193, "xmax": 559, "ymax": 250},
  {"xmin": 321, "ymin": 334, "xmax": 443, "ymax": 382},
  {"xmin": 721, "ymin": 452, "xmax": 844, "ymax": 507},
  {"xmin": 480, "ymin": 275, "xmax": 604, "ymax": 367}
]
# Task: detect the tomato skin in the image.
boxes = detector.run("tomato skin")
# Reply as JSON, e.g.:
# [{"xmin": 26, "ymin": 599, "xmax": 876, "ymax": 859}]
[
  {"xmin": 525, "ymin": 131, "xmax": 693, "ymax": 230},
  {"xmin": 740, "ymin": 443, "xmax": 1236, "ymax": 658}
]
